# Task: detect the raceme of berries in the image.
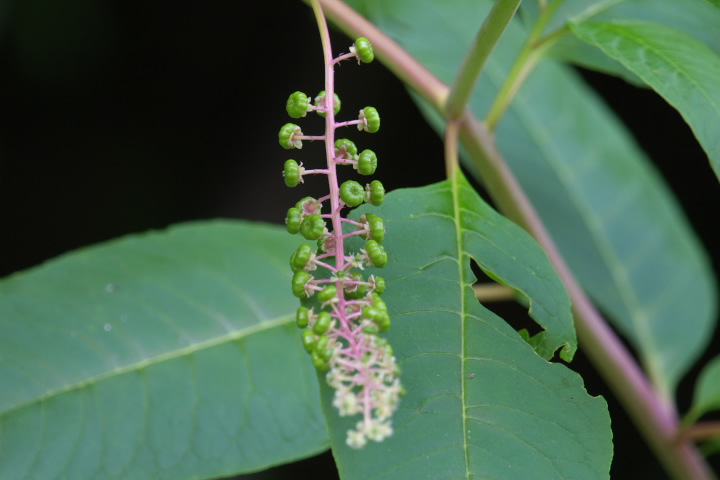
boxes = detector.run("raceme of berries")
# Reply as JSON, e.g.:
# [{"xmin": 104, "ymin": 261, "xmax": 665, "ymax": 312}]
[{"xmin": 277, "ymin": 30, "xmax": 401, "ymax": 449}]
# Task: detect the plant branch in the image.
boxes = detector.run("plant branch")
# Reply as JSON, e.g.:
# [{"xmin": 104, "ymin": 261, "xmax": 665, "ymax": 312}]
[
  {"xmin": 473, "ymin": 283, "xmax": 516, "ymax": 302},
  {"xmin": 315, "ymin": 1, "xmax": 717, "ymax": 478},
  {"xmin": 678, "ymin": 421, "xmax": 720, "ymax": 444},
  {"xmin": 445, "ymin": 0, "xmax": 521, "ymax": 121}
]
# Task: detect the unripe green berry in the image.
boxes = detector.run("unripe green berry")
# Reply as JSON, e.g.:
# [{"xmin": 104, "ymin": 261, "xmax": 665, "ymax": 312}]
[
  {"xmin": 311, "ymin": 350, "xmax": 329, "ymax": 370},
  {"xmin": 357, "ymin": 149, "xmax": 377, "ymax": 175},
  {"xmin": 374, "ymin": 276, "xmax": 386, "ymax": 294},
  {"xmin": 302, "ymin": 329, "xmax": 316, "ymax": 353},
  {"xmin": 292, "ymin": 271, "xmax": 312, "ymax": 298},
  {"xmin": 315, "ymin": 334, "xmax": 330, "ymax": 353},
  {"xmin": 366, "ymin": 213, "xmax": 385, "ymax": 243},
  {"xmin": 286, "ymin": 91, "xmax": 310, "ymax": 118},
  {"xmin": 286, "ymin": 207, "xmax": 302, "ymax": 234},
  {"xmin": 313, "ymin": 311, "xmax": 332, "ymax": 335},
  {"xmin": 335, "ymin": 138, "xmax": 358, "ymax": 159},
  {"xmin": 377, "ymin": 315, "xmax": 391, "ymax": 332},
  {"xmin": 300, "ymin": 214, "xmax": 325, "ymax": 240},
  {"xmin": 366, "ymin": 180, "xmax": 385, "ymax": 206},
  {"xmin": 314, "ymin": 91, "xmax": 341, "ymax": 117},
  {"xmin": 292, "ymin": 244, "xmax": 313, "ymax": 271},
  {"xmin": 296, "ymin": 306, "xmax": 310, "ymax": 329},
  {"xmin": 373, "ymin": 296, "xmax": 388, "ymax": 312},
  {"xmin": 340, "ymin": 180, "xmax": 365, "ymax": 207},
  {"xmin": 317, "ymin": 285, "xmax": 337, "ymax": 303},
  {"xmin": 359, "ymin": 107, "xmax": 380, "ymax": 133},
  {"xmin": 279, "ymin": 123, "xmax": 302, "ymax": 149},
  {"xmin": 363, "ymin": 324, "xmax": 379, "ymax": 334},
  {"xmin": 320, "ymin": 347, "xmax": 335, "ymax": 361},
  {"xmin": 365, "ymin": 239, "xmax": 388, "ymax": 268},
  {"xmin": 284, "ymin": 159, "xmax": 301, "ymax": 187},
  {"xmin": 353, "ymin": 37, "xmax": 374, "ymax": 63}
]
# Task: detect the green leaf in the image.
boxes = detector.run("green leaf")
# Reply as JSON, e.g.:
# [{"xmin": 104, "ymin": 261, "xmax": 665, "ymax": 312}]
[
  {"xmin": 687, "ymin": 356, "xmax": 720, "ymax": 424},
  {"xmin": 519, "ymin": 0, "xmax": 720, "ymax": 85},
  {"xmin": 347, "ymin": 0, "xmax": 717, "ymax": 397},
  {"xmin": 0, "ymin": 221, "xmax": 328, "ymax": 480},
  {"xmin": 569, "ymin": 20, "xmax": 720, "ymax": 182},
  {"xmin": 324, "ymin": 179, "xmax": 610, "ymax": 480}
]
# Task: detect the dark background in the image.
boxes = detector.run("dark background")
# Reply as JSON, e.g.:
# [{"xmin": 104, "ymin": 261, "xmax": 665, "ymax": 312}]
[{"xmin": 1, "ymin": 1, "xmax": 718, "ymax": 479}]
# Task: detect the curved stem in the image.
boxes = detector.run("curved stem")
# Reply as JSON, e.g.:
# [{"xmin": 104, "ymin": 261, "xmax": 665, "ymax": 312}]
[{"xmin": 445, "ymin": 0, "xmax": 521, "ymax": 121}]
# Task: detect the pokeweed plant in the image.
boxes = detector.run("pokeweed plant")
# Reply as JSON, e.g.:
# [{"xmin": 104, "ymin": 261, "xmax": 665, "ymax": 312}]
[{"xmin": 1, "ymin": 0, "xmax": 719, "ymax": 480}]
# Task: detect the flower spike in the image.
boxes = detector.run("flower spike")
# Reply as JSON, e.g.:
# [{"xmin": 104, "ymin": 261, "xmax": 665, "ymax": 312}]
[{"xmin": 276, "ymin": 3, "xmax": 401, "ymax": 450}]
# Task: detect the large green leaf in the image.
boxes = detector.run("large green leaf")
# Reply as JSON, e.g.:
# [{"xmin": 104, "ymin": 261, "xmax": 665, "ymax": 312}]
[
  {"xmin": 323, "ymin": 179, "xmax": 610, "ymax": 480},
  {"xmin": 0, "ymin": 221, "xmax": 328, "ymax": 480},
  {"xmin": 569, "ymin": 20, "xmax": 720, "ymax": 182},
  {"xmin": 344, "ymin": 0, "xmax": 717, "ymax": 398},
  {"xmin": 520, "ymin": 0, "xmax": 720, "ymax": 84}
]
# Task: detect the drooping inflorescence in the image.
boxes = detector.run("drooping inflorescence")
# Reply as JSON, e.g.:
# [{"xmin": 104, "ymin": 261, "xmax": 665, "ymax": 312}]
[{"xmin": 278, "ymin": 33, "xmax": 402, "ymax": 449}]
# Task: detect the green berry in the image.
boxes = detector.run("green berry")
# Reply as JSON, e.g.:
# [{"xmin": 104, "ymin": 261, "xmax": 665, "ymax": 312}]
[
  {"xmin": 366, "ymin": 213, "xmax": 384, "ymax": 243},
  {"xmin": 302, "ymin": 330, "xmax": 316, "ymax": 353},
  {"xmin": 374, "ymin": 276, "xmax": 386, "ymax": 294},
  {"xmin": 300, "ymin": 214, "xmax": 325, "ymax": 240},
  {"xmin": 292, "ymin": 271, "xmax": 312, "ymax": 298},
  {"xmin": 284, "ymin": 159, "xmax": 301, "ymax": 187},
  {"xmin": 313, "ymin": 311, "xmax": 332, "ymax": 335},
  {"xmin": 340, "ymin": 180, "xmax": 365, "ymax": 207},
  {"xmin": 317, "ymin": 285, "xmax": 337, "ymax": 303},
  {"xmin": 373, "ymin": 296, "xmax": 388, "ymax": 312},
  {"xmin": 296, "ymin": 307, "xmax": 309, "ymax": 329},
  {"xmin": 320, "ymin": 347, "xmax": 335, "ymax": 361},
  {"xmin": 314, "ymin": 91, "xmax": 341, "ymax": 117},
  {"xmin": 286, "ymin": 207, "xmax": 302, "ymax": 234},
  {"xmin": 345, "ymin": 283, "xmax": 367, "ymax": 299},
  {"xmin": 311, "ymin": 350, "xmax": 329, "ymax": 370},
  {"xmin": 365, "ymin": 239, "xmax": 388, "ymax": 268},
  {"xmin": 357, "ymin": 149, "xmax": 377, "ymax": 175},
  {"xmin": 359, "ymin": 107, "xmax": 380, "ymax": 133},
  {"xmin": 315, "ymin": 334, "xmax": 329, "ymax": 353},
  {"xmin": 292, "ymin": 244, "xmax": 313, "ymax": 271},
  {"xmin": 286, "ymin": 91, "xmax": 310, "ymax": 118},
  {"xmin": 366, "ymin": 180, "xmax": 385, "ymax": 206},
  {"xmin": 354, "ymin": 37, "xmax": 374, "ymax": 63},
  {"xmin": 279, "ymin": 123, "xmax": 302, "ymax": 149},
  {"xmin": 335, "ymin": 138, "xmax": 358, "ymax": 159},
  {"xmin": 362, "ymin": 324, "xmax": 379, "ymax": 334}
]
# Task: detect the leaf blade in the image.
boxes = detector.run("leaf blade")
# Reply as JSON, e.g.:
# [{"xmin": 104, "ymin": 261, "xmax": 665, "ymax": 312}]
[
  {"xmin": 324, "ymin": 181, "xmax": 610, "ymax": 480},
  {"xmin": 0, "ymin": 221, "xmax": 329, "ymax": 480},
  {"xmin": 569, "ymin": 20, "xmax": 720, "ymax": 181}
]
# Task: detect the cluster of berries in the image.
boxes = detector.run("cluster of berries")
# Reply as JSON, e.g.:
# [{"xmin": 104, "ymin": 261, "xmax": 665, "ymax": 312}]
[{"xmin": 277, "ymin": 37, "xmax": 401, "ymax": 448}]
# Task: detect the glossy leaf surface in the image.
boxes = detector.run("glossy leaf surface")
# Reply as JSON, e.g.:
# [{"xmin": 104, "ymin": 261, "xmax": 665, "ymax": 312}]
[
  {"xmin": 569, "ymin": 20, "xmax": 720, "ymax": 182},
  {"xmin": 344, "ymin": 0, "xmax": 717, "ymax": 397},
  {"xmin": 323, "ymin": 178, "xmax": 610, "ymax": 480},
  {"xmin": 0, "ymin": 221, "xmax": 328, "ymax": 480}
]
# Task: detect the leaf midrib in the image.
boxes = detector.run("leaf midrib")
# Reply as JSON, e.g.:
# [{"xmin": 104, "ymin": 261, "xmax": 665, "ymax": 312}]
[
  {"xmin": 451, "ymin": 175, "xmax": 472, "ymax": 480},
  {"xmin": 1, "ymin": 314, "xmax": 293, "ymax": 418}
]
